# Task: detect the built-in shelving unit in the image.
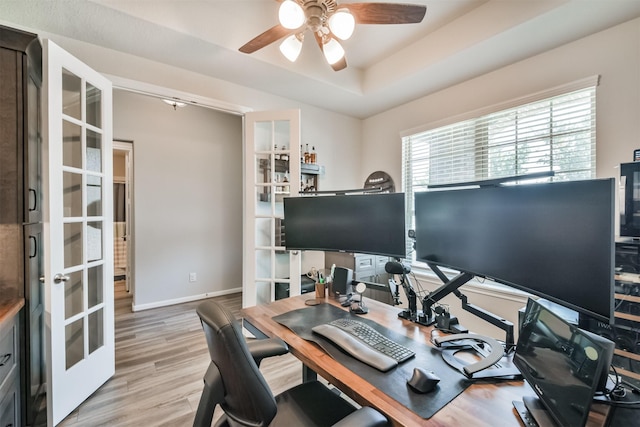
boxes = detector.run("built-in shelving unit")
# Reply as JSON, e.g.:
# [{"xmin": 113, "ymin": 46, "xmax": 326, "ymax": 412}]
[
  {"xmin": 582, "ymin": 239, "xmax": 640, "ymax": 388},
  {"xmin": 611, "ymin": 273, "xmax": 640, "ymax": 385}
]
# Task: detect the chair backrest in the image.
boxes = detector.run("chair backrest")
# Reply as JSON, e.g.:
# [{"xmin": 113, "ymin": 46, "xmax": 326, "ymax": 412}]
[{"xmin": 197, "ymin": 300, "xmax": 277, "ymax": 426}]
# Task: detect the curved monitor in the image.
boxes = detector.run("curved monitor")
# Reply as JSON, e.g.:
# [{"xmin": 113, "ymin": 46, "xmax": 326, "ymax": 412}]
[
  {"xmin": 283, "ymin": 193, "xmax": 406, "ymax": 259},
  {"xmin": 414, "ymin": 179, "xmax": 614, "ymax": 323}
]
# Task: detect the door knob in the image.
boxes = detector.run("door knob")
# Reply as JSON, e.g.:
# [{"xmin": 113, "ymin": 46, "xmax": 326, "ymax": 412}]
[{"xmin": 53, "ymin": 273, "xmax": 70, "ymax": 283}]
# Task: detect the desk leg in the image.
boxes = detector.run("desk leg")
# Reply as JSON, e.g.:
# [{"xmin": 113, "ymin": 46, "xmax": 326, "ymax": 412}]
[
  {"xmin": 302, "ymin": 364, "xmax": 317, "ymax": 383},
  {"xmin": 242, "ymin": 318, "xmax": 317, "ymax": 382}
]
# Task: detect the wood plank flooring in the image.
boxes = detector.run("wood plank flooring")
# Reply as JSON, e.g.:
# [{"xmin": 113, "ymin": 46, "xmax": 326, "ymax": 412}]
[{"xmin": 58, "ymin": 281, "xmax": 303, "ymax": 426}]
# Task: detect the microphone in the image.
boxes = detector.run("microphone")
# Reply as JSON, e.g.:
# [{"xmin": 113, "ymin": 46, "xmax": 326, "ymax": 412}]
[{"xmin": 385, "ymin": 261, "xmax": 411, "ymax": 275}]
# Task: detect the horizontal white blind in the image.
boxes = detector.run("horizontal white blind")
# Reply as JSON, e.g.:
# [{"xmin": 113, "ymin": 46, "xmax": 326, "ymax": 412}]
[{"xmin": 402, "ymin": 85, "xmax": 596, "ymax": 259}]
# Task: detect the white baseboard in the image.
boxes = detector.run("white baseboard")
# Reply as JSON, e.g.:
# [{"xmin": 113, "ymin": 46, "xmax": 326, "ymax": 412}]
[{"xmin": 131, "ymin": 287, "xmax": 242, "ymax": 312}]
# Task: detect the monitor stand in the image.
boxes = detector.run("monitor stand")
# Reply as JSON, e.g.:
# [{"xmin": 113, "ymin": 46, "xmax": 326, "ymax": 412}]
[{"xmin": 512, "ymin": 396, "xmax": 557, "ymax": 427}]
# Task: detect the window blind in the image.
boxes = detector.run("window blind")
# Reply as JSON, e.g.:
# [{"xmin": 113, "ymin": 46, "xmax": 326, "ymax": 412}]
[{"xmin": 402, "ymin": 85, "xmax": 597, "ymax": 260}]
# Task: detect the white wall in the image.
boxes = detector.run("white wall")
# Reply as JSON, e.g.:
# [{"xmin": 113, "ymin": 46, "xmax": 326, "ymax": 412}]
[
  {"xmin": 363, "ymin": 18, "xmax": 640, "ymax": 337},
  {"xmin": 362, "ymin": 17, "xmax": 640, "ymax": 187}
]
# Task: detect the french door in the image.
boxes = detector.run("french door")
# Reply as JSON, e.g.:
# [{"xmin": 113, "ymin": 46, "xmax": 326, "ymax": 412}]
[
  {"xmin": 243, "ymin": 110, "xmax": 301, "ymax": 307},
  {"xmin": 42, "ymin": 39, "xmax": 114, "ymax": 425}
]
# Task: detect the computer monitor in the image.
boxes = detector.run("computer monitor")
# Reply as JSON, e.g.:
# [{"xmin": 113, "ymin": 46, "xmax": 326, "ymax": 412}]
[
  {"xmin": 283, "ymin": 193, "xmax": 406, "ymax": 259},
  {"xmin": 513, "ymin": 298, "xmax": 615, "ymax": 427},
  {"xmin": 414, "ymin": 178, "xmax": 615, "ymax": 323}
]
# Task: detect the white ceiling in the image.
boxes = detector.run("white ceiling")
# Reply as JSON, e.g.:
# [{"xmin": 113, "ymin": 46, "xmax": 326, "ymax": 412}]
[{"xmin": 2, "ymin": 0, "xmax": 640, "ymax": 118}]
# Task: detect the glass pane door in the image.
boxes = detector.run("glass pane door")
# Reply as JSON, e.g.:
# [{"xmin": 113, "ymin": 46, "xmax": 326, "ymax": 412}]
[
  {"xmin": 244, "ymin": 110, "xmax": 301, "ymax": 307},
  {"xmin": 43, "ymin": 39, "xmax": 114, "ymax": 425}
]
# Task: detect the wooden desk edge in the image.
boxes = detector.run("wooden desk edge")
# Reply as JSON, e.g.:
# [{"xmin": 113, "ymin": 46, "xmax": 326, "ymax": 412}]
[{"xmin": 241, "ymin": 295, "xmax": 531, "ymax": 427}]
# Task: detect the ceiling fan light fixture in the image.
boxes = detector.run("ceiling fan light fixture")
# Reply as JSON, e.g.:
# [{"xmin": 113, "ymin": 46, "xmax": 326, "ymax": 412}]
[
  {"xmin": 323, "ymin": 37, "xmax": 345, "ymax": 65},
  {"xmin": 162, "ymin": 99, "xmax": 186, "ymax": 109},
  {"xmin": 280, "ymin": 33, "xmax": 304, "ymax": 62},
  {"xmin": 279, "ymin": 0, "xmax": 305, "ymax": 30},
  {"xmin": 328, "ymin": 9, "xmax": 355, "ymax": 40}
]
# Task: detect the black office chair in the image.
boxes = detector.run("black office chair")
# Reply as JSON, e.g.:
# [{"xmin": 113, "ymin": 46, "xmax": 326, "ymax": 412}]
[{"xmin": 194, "ymin": 300, "xmax": 389, "ymax": 427}]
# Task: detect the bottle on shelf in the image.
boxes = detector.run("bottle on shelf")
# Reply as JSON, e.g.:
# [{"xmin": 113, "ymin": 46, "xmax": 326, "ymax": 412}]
[
  {"xmin": 304, "ymin": 143, "xmax": 310, "ymax": 164},
  {"xmin": 274, "ymin": 144, "xmax": 280, "ymax": 160},
  {"xmin": 310, "ymin": 146, "xmax": 317, "ymax": 164},
  {"xmin": 281, "ymin": 145, "xmax": 289, "ymax": 162}
]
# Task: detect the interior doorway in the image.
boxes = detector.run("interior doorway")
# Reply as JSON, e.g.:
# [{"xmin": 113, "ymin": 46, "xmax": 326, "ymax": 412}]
[{"xmin": 113, "ymin": 140, "xmax": 133, "ymax": 296}]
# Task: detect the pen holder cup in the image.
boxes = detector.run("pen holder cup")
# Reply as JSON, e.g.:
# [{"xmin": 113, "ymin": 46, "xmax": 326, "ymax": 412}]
[{"xmin": 315, "ymin": 282, "xmax": 326, "ymax": 298}]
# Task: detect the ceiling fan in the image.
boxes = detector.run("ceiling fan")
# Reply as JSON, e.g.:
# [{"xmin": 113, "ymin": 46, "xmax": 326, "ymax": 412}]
[{"xmin": 239, "ymin": 1, "xmax": 427, "ymax": 71}]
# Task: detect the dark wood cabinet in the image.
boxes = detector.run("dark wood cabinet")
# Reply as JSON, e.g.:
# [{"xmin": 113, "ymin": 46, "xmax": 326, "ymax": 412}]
[
  {"xmin": 0, "ymin": 24, "xmax": 44, "ymax": 426},
  {"xmin": 0, "ymin": 307, "xmax": 21, "ymax": 427}
]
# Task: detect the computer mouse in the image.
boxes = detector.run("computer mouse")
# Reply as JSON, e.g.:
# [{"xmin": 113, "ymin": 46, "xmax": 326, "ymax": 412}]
[{"xmin": 407, "ymin": 367, "xmax": 440, "ymax": 393}]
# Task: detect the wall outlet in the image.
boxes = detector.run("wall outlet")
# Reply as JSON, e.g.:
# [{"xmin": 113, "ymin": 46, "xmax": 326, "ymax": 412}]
[{"xmin": 189, "ymin": 272, "xmax": 197, "ymax": 282}]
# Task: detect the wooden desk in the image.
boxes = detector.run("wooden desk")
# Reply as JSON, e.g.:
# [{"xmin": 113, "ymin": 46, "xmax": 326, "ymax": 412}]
[{"xmin": 241, "ymin": 295, "xmax": 530, "ymax": 427}]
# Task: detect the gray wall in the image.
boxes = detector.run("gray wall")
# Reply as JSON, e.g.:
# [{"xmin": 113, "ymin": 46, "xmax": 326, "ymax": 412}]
[
  {"xmin": 23, "ymin": 33, "xmax": 363, "ymax": 309},
  {"xmin": 113, "ymin": 91, "xmax": 243, "ymax": 308}
]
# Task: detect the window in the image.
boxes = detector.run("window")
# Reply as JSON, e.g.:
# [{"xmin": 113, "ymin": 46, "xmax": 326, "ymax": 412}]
[{"xmin": 403, "ymin": 81, "xmax": 597, "ymax": 262}]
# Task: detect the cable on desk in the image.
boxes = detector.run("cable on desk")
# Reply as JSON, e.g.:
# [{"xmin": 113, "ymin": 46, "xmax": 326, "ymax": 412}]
[{"xmin": 592, "ymin": 366, "xmax": 640, "ymax": 408}]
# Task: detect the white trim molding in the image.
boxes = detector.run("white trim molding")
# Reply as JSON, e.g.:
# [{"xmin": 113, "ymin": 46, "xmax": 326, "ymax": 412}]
[
  {"xmin": 131, "ymin": 288, "xmax": 243, "ymax": 312},
  {"xmin": 104, "ymin": 74, "xmax": 253, "ymax": 116},
  {"xmin": 401, "ymin": 75, "xmax": 600, "ymax": 138}
]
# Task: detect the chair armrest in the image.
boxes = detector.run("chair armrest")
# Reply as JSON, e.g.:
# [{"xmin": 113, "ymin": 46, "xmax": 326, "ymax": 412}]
[
  {"xmin": 246, "ymin": 337, "xmax": 289, "ymax": 366},
  {"xmin": 332, "ymin": 407, "xmax": 389, "ymax": 427}
]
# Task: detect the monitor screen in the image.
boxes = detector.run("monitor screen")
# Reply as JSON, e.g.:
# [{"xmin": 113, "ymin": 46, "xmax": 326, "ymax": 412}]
[
  {"xmin": 514, "ymin": 298, "xmax": 615, "ymax": 427},
  {"xmin": 283, "ymin": 193, "xmax": 406, "ymax": 259},
  {"xmin": 414, "ymin": 178, "xmax": 615, "ymax": 323}
]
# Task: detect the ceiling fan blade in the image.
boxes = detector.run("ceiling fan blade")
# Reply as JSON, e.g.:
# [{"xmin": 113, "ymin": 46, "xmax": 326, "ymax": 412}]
[
  {"xmin": 239, "ymin": 24, "xmax": 294, "ymax": 54},
  {"xmin": 346, "ymin": 3, "xmax": 427, "ymax": 24},
  {"xmin": 314, "ymin": 32, "xmax": 347, "ymax": 72}
]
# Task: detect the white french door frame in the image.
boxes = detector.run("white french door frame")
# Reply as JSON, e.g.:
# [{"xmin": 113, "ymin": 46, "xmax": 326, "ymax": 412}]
[
  {"xmin": 112, "ymin": 140, "xmax": 133, "ymax": 296},
  {"xmin": 243, "ymin": 110, "xmax": 302, "ymax": 308},
  {"xmin": 42, "ymin": 39, "xmax": 114, "ymax": 426}
]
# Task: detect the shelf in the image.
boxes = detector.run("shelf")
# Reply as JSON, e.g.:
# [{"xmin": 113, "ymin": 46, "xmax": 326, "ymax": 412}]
[
  {"xmin": 614, "ymin": 311, "xmax": 640, "ymax": 323},
  {"xmin": 615, "ymin": 272, "xmax": 640, "ymax": 284},
  {"xmin": 300, "ymin": 162, "xmax": 324, "ymax": 175},
  {"xmin": 615, "ymin": 348, "xmax": 640, "ymax": 362},
  {"xmin": 615, "ymin": 365, "xmax": 640, "ymax": 381},
  {"xmin": 615, "ymin": 293, "xmax": 640, "ymax": 304}
]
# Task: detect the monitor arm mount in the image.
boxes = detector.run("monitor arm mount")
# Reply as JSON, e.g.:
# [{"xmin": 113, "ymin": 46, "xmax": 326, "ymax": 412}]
[
  {"xmin": 386, "ymin": 261, "xmax": 514, "ymax": 348},
  {"xmin": 386, "ymin": 261, "xmax": 469, "ymax": 329},
  {"xmin": 427, "ymin": 262, "xmax": 515, "ymax": 348}
]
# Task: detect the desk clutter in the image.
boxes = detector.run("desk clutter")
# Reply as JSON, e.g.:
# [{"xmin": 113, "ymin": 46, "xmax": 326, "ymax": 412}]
[{"xmin": 272, "ymin": 304, "xmax": 471, "ymax": 419}]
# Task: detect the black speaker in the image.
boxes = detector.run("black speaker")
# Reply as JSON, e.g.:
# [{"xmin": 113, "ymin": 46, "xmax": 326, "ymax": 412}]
[{"xmin": 332, "ymin": 267, "xmax": 353, "ymax": 296}]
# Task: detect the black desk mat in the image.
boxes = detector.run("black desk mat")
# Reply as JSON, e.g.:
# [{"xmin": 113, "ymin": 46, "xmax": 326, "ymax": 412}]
[{"xmin": 272, "ymin": 303, "xmax": 471, "ymax": 420}]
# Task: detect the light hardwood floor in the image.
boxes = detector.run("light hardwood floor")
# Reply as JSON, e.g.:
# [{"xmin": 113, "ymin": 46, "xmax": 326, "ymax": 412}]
[{"xmin": 58, "ymin": 281, "xmax": 303, "ymax": 426}]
